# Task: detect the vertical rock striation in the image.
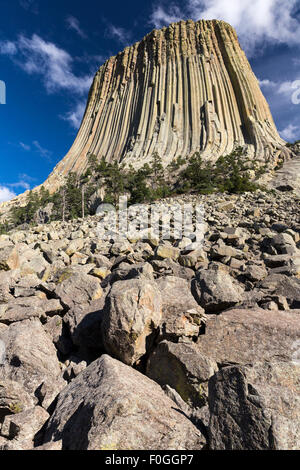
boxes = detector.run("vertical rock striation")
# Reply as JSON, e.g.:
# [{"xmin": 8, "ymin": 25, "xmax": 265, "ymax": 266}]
[{"xmin": 45, "ymin": 19, "xmax": 287, "ymax": 190}]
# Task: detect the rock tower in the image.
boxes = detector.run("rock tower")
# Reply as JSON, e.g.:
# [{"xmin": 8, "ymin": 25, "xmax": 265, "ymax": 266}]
[{"xmin": 46, "ymin": 19, "xmax": 287, "ymax": 190}]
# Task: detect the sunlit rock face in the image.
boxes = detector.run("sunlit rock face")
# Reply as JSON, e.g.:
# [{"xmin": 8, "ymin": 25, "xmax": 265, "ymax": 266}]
[
  {"xmin": 45, "ymin": 18, "xmax": 287, "ymax": 188},
  {"xmin": 0, "ymin": 18, "xmax": 289, "ymax": 216}
]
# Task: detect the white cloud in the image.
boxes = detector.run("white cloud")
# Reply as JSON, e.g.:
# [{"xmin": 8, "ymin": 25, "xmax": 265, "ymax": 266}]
[
  {"xmin": 259, "ymin": 79, "xmax": 276, "ymax": 89},
  {"xmin": 280, "ymin": 123, "xmax": 300, "ymax": 141},
  {"xmin": 8, "ymin": 180, "xmax": 30, "ymax": 191},
  {"xmin": 278, "ymin": 80, "xmax": 299, "ymax": 95},
  {"xmin": 66, "ymin": 16, "xmax": 87, "ymax": 39},
  {"xmin": 0, "ymin": 186, "xmax": 16, "ymax": 203},
  {"xmin": 61, "ymin": 101, "xmax": 86, "ymax": 129},
  {"xmin": 0, "ymin": 34, "xmax": 93, "ymax": 95},
  {"xmin": 150, "ymin": 5, "xmax": 183, "ymax": 27},
  {"xmin": 106, "ymin": 24, "xmax": 131, "ymax": 45},
  {"xmin": 0, "ymin": 41, "xmax": 17, "ymax": 55},
  {"xmin": 150, "ymin": 0, "xmax": 300, "ymax": 55},
  {"xmin": 293, "ymin": 58, "xmax": 300, "ymax": 66},
  {"xmin": 259, "ymin": 77, "xmax": 300, "ymax": 100},
  {"xmin": 19, "ymin": 142, "xmax": 31, "ymax": 151},
  {"xmin": 7, "ymin": 173, "xmax": 36, "ymax": 191},
  {"xmin": 33, "ymin": 140, "xmax": 52, "ymax": 160}
]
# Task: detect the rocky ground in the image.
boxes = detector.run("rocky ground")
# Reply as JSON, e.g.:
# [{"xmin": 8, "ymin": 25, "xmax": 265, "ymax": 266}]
[{"xmin": 0, "ymin": 188, "xmax": 299, "ymax": 450}]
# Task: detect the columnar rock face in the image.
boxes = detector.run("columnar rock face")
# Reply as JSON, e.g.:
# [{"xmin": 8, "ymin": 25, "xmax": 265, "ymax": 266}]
[{"xmin": 46, "ymin": 19, "xmax": 286, "ymax": 189}]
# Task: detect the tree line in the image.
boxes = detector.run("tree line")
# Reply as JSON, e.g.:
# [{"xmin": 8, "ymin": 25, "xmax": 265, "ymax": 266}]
[{"xmin": 2, "ymin": 147, "xmax": 262, "ymax": 231}]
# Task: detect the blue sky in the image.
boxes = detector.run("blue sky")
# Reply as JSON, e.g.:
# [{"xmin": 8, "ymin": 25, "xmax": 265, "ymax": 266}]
[{"xmin": 0, "ymin": 0, "xmax": 299, "ymax": 201}]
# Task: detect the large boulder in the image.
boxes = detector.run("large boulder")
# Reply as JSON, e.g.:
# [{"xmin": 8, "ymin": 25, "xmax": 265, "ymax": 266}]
[
  {"xmin": 147, "ymin": 341, "xmax": 217, "ymax": 408},
  {"xmin": 0, "ymin": 319, "xmax": 65, "ymax": 408},
  {"xmin": 196, "ymin": 308, "xmax": 300, "ymax": 366},
  {"xmin": 208, "ymin": 362, "xmax": 300, "ymax": 450},
  {"xmin": 43, "ymin": 355, "xmax": 206, "ymax": 450},
  {"xmin": 0, "ymin": 379, "xmax": 35, "ymax": 420},
  {"xmin": 64, "ymin": 295, "xmax": 107, "ymax": 352},
  {"xmin": 54, "ymin": 270, "xmax": 103, "ymax": 310},
  {"xmin": 0, "ymin": 245, "xmax": 20, "ymax": 271},
  {"xmin": 192, "ymin": 266, "xmax": 244, "ymax": 314},
  {"xmin": 0, "ymin": 296, "xmax": 63, "ymax": 325},
  {"xmin": 194, "ymin": 308, "xmax": 300, "ymax": 450},
  {"xmin": 156, "ymin": 276, "xmax": 206, "ymax": 341},
  {"xmin": 102, "ymin": 279, "xmax": 162, "ymax": 365},
  {"xmin": 0, "ymin": 406, "xmax": 49, "ymax": 450}
]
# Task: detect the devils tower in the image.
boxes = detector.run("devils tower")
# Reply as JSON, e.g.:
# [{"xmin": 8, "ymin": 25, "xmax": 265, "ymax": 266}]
[{"xmin": 44, "ymin": 19, "xmax": 287, "ymax": 191}]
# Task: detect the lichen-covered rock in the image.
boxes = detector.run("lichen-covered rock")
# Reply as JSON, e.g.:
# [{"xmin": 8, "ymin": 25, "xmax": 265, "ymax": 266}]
[
  {"xmin": 156, "ymin": 276, "xmax": 205, "ymax": 341},
  {"xmin": 0, "ymin": 319, "xmax": 65, "ymax": 406},
  {"xmin": 0, "ymin": 379, "xmax": 35, "ymax": 419},
  {"xmin": 147, "ymin": 341, "xmax": 217, "ymax": 408},
  {"xmin": 208, "ymin": 363, "xmax": 300, "ymax": 450},
  {"xmin": 196, "ymin": 308, "xmax": 300, "ymax": 366},
  {"xmin": 54, "ymin": 270, "xmax": 103, "ymax": 310},
  {"xmin": 155, "ymin": 245, "xmax": 180, "ymax": 261},
  {"xmin": 0, "ymin": 406, "xmax": 49, "ymax": 450},
  {"xmin": 192, "ymin": 266, "xmax": 244, "ymax": 314},
  {"xmin": 43, "ymin": 355, "xmax": 206, "ymax": 450},
  {"xmin": 0, "ymin": 245, "xmax": 20, "ymax": 271},
  {"xmin": 102, "ymin": 279, "xmax": 162, "ymax": 365}
]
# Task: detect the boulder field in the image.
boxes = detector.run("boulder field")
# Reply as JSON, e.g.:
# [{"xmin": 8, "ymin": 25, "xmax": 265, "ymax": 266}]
[{"xmin": 0, "ymin": 190, "xmax": 299, "ymax": 450}]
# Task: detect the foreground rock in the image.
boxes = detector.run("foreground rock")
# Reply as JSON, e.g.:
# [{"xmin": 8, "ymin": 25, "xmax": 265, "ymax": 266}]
[
  {"xmin": 208, "ymin": 363, "xmax": 300, "ymax": 450},
  {"xmin": 147, "ymin": 341, "xmax": 217, "ymax": 408},
  {"xmin": 0, "ymin": 319, "xmax": 65, "ymax": 408},
  {"xmin": 43, "ymin": 355, "xmax": 206, "ymax": 450},
  {"xmin": 196, "ymin": 308, "xmax": 300, "ymax": 365},
  {"xmin": 102, "ymin": 280, "xmax": 162, "ymax": 365},
  {"xmin": 195, "ymin": 308, "xmax": 300, "ymax": 450},
  {"xmin": 0, "ymin": 406, "xmax": 49, "ymax": 450}
]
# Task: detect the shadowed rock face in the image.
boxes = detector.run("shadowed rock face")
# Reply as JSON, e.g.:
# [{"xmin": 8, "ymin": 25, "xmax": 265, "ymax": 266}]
[{"xmin": 46, "ymin": 19, "xmax": 287, "ymax": 190}]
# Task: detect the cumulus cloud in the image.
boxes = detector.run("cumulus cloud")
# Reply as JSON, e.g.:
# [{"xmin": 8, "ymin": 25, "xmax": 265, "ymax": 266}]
[
  {"xmin": 8, "ymin": 173, "xmax": 36, "ymax": 191},
  {"xmin": 8, "ymin": 180, "xmax": 30, "ymax": 191},
  {"xmin": 150, "ymin": 0, "xmax": 300, "ymax": 55},
  {"xmin": 260, "ymin": 78, "xmax": 300, "ymax": 101},
  {"xmin": 0, "ymin": 186, "xmax": 16, "ymax": 203},
  {"xmin": 280, "ymin": 123, "xmax": 300, "ymax": 141},
  {"xmin": 0, "ymin": 34, "xmax": 93, "ymax": 95},
  {"xmin": 150, "ymin": 4, "xmax": 183, "ymax": 27},
  {"xmin": 66, "ymin": 16, "xmax": 87, "ymax": 39}
]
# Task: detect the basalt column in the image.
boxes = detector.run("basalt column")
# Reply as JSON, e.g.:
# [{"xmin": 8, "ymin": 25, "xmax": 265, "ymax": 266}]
[{"xmin": 45, "ymin": 19, "xmax": 287, "ymax": 189}]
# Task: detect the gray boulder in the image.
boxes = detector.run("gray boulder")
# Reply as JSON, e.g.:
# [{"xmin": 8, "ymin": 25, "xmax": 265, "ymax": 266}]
[
  {"xmin": 147, "ymin": 341, "xmax": 217, "ymax": 408},
  {"xmin": 0, "ymin": 245, "xmax": 20, "ymax": 271},
  {"xmin": 0, "ymin": 406, "xmax": 49, "ymax": 450},
  {"xmin": 43, "ymin": 355, "xmax": 206, "ymax": 450},
  {"xmin": 0, "ymin": 379, "xmax": 35, "ymax": 420},
  {"xmin": 54, "ymin": 270, "xmax": 103, "ymax": 310},
  {"xmin": 156, "ymin": 276, "xmax": 206, "ymax": 341},
  {"xmin": 196, "ymin": 308, "xmax": 300, "ymax": 366},
  {"xmin": 208, "ymin": 362, "xmax": 300, "ymax": 450},
  {"xmin": 102, "ymin": 279, "xmax": 162, "ymax": 365},
  {"xmin": 0, "ymin": 319, "xmax": 65, "ymax": 407},
  {"xmin": 192, "ymin": 266, "xmax": 244, "ymax": 314}
]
